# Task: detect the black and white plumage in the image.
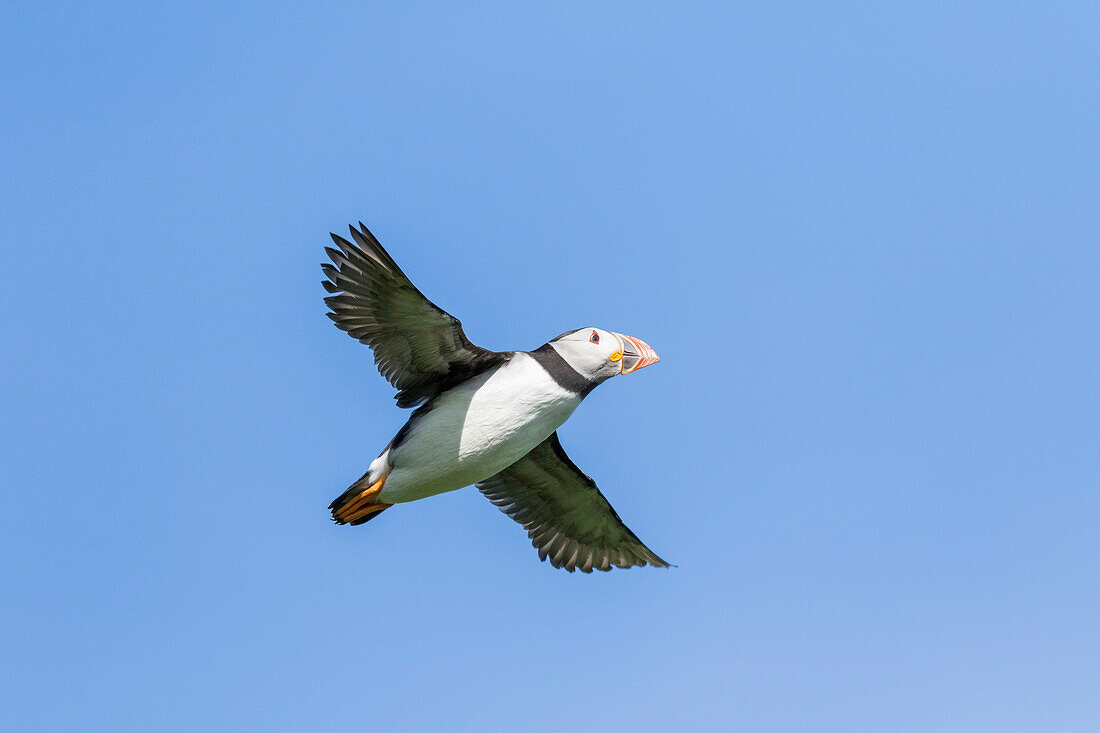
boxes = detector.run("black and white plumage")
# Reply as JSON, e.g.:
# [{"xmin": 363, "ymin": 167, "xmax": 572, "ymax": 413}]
[{"xmin": 324, "ymin": 222, "xmax": 667, "ymax": 572}]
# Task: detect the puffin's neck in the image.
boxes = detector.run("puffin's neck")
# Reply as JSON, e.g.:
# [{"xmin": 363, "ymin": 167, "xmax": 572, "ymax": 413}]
[{"xmin": 528, "ymin": 343, "xmax": 598, "ymax": 398}]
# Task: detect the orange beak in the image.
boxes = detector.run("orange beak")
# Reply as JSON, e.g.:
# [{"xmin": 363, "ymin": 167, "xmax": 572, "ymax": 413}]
[{"xmin": 614, "ymin": 333, "xmax": 660, "ymax": 374}]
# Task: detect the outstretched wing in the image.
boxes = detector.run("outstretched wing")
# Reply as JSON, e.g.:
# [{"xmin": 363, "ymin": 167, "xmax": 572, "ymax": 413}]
[
  {"xmin": 478, "ymin": 432, "xmax": 670, "ymax": 573},
  {"xmin": 323, "ymin": 223, "xmax": 507, "ymax": 408}
]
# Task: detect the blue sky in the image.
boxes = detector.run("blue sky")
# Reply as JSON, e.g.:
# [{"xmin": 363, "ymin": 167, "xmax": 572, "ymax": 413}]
[{"xmin": 2, "ymin": 2, "xmax": 1098, "ymax": 730}]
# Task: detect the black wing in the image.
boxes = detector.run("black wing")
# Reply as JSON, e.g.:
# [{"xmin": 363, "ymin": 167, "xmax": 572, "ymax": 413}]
[
  {"xmin": 478, "ymin": 433, "xmax": 670, "ymax": 573},
  {"xmin": 323, "ymin": 223, "xmax": 508, "ymax": 408}
]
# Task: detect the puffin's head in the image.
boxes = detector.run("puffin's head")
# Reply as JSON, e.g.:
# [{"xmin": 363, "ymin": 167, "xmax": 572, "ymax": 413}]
[{"xmin": 548, "ymin": 327, "xmax": 660, "ymax": 383}]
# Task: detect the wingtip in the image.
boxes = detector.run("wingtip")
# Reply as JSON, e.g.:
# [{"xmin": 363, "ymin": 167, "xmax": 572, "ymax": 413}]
[
  {"xmin": 650, "ymin": 555, "xmax": 674, "ymax": 569},
  {"xmin": 324, "ymin": 245, "xmax": 342, "ymax": 261},
  {"xmin": 357, "ymin": 221, "xmax": 381, "ymax": 242}
]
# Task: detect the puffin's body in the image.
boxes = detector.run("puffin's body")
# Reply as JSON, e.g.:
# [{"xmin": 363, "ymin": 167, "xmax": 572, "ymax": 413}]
[
  {"xmin": 324, "ymin": 223, "xmax": 667, "ymax": 572},
  {"xmin": 372, "ymin": 351, "xmax": 583, "ymax": 505}
]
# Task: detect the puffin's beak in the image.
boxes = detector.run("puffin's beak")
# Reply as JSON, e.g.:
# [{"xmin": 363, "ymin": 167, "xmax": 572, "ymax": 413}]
[{"xmin": 613, "ymin": 333, "xmax": 660, "ymax": 374}]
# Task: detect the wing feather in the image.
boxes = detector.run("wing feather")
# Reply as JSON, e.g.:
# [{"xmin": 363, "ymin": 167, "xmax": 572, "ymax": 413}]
[
  {"xmin": 322, "ymin": 223, "xmax": 507, "ymax": 407},
  {"xmin": 478, "ymin": 433, "xmax": 670, "ymax": 573}
]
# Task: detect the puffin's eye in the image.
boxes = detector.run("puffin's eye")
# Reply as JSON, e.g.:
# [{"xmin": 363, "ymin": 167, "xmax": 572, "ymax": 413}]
[{"xmin": 589, "ymin": 331, "xmax": 599, "ymax": 344}]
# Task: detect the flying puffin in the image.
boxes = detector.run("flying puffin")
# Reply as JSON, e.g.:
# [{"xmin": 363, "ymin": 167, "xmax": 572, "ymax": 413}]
[{"xmin": 323, "ymin": 223, "xmax": 668, "ymax": 572}]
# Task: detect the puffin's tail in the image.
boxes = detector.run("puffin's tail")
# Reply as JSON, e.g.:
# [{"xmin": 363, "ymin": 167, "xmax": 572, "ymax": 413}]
[{"xmin": 330, "ymin": 469, "xmax": 392, "ymax": 525}]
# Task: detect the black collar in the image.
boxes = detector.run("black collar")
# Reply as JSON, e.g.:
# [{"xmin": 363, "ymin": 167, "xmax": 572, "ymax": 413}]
[{"xmin": 529, "ymin": 344, "xmax": 597, "ymax": 397}]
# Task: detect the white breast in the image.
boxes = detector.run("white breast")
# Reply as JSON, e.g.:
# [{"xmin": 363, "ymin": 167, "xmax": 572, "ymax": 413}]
[{"xmin": 378, "ymin": 353, "xmax": 582, "ymax": 503}]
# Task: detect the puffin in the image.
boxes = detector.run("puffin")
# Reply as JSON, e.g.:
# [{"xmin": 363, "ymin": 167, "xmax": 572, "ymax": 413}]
[{"xmin": 323, "ymin": 222, "xmax": 668, "ymax": 572}]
